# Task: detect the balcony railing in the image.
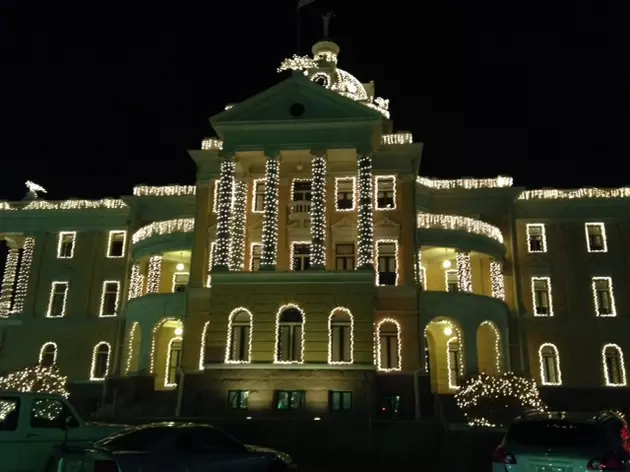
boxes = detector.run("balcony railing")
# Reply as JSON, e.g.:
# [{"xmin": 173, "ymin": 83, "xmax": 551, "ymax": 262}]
[
  {"xmin": 289, "ymin": 201, "xmax": 311, "ymax": 216},
  {"xmin": 417, "ymin": 213, "xmax": 504, "ymax": 244}
]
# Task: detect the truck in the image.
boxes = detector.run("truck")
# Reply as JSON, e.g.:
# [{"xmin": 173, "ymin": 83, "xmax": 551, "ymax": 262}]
[{"xmin": 0, "ymin": 390, "xmax": 127, "ymax": 472}]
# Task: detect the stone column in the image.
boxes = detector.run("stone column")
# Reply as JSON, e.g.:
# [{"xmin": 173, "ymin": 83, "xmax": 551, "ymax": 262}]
[
  {"xmin": 260, "ymin": 151, "xmax": 280, "ymax": 270},
  {"xmin": 146, "ymin": 256, "xmax": 162, "ymax": 294},
  {"xmin": 0, "ymin": 240, "xmax": 20, "ymax": 315},
  {"xmin": 456, "ymin": 251, "xmax": 473, "ymax": 292},
  {"xmin": 213, "ymin": 153, "xmax": 235, "ymax": 270},
  {"xmin": 490, "ymin": 259, "xmax": 506, "ymax": 300},
  {"xmin": 189, "ymin": 181, "xmax": 212, "ymax": 286},
  {"xmin": 309, "ymin": 151, "xmax": 327, "ymax": 269},
  {"xmin": 228, "ymin": 180, "xmax": 248, "ymax": 271},
  {"xmin": 12, "ymin": 236, "xmax": 35, "ymax": 314},
  {"xmin": 356, "ymin": 150, "xmax": 375, "ymax": 269}
]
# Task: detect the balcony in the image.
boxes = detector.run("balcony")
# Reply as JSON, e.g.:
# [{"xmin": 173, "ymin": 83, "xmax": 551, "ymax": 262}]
[
  {"xmin": 124, "ymin": 291, "xmax": 187, "ymax": 325},
  {"xmin": 131, "ymin": 218, "xmax": 195, "ymax": 259},
  {"xmin": 288, "ymin": 201, "xmax": 312, "ymax": 221}
]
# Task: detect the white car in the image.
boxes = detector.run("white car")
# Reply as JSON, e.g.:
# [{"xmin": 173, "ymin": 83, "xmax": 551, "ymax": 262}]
[{"xmin": 493, "ymin": 410, "xmax": 630, "ymax": 471}]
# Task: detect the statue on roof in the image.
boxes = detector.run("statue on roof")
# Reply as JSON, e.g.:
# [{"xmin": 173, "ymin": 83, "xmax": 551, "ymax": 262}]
[
  {"xmin": 321, "ymin": 11, "xmax": 334, "ymax": 38},
  {"xmin": 24, "ymin": 181, "xmax": 47, "ymax": 200}
]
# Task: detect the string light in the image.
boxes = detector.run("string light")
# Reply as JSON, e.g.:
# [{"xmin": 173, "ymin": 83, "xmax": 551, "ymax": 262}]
[
  {"xmin": 273, "ymin": 304, "xmax": 306, "ymax": 365},
  {"xmin": 479, "ymin": 321, "xmax": 501, "ymax": 373},
  {"xmin": 164, "ymin": 336, "xmax": 183, "ymax": 387},
  {"xmin": 10, "ymin": 237, "xmax": 35, "ymax": 314},
  {"xmin": 381, "ymin": 133, "xmax": 413, "ymax": 145},
  {"xmin": 374, "ymin": 175, "xmax": 396, "ymax": 211},
  {"xmin": 602, "ymin": 344, "xmax": 627, "ymax": 387},
  {"xmin": 310, "ymin": 153, "xmax": 327, "ymax": 268},
  {"xmin": 128, "ymin": 264, "xmax": 143, "ymax": 300},
  {"xmin": 89, "ymin": 342, "xmax": 111, "ymax": 381},
  {"xmin": 538, "ymin": 343, "xmax": 562, "ymax": 385},
  {"xmin": 38, "ymin": 342, "xmax": 58, "ymax": 365},
  {"xmin": 327, "ymin": 307, "xmax": 354, "ymax": 365},
  {"xmin": 526, "ymin": 224, "xmax": 547, "ymax": 253},
  {"xmin": 132, "ymin": 219, "xmax": 194, "ymax": 245},
  {"xmin": 424, "ymin": 319, "xmax": 464, "ymax": 381},
  {"xmin": 199, "ymin": 321, "xmax": 210, "ymax": 370},
  {"xmin": 124, "ymin": 322, "xmax": 139, "ymax": 374},
  {"xmin": 56, "ymin": 232, "xmax": 76, "ymax": 259},
  {"xmin": 98, "ymin": 281, "xmax": 120, "ymax": 317},
  {"xmin": 356, "ymin": 154, "xmax": 375, "ymax": 268},
  {"xmin": 206, "ymin": 242, "xmax": 216, "ymax": 287},
  {"xmin": 490, "ymin": 260, "xmax": 505, "ymax": 300},
  {"xmin": 531, "ymin": 277, "xmax": 554, "ymax": 317},
  {"xmin": 417, "ymin": 176, "xmax": 513, "ymax": 190},
  {"xmin": 260, "ymin": 156, "xmax": 280, "ymax": 269},
  {"xmin": 376, "ymin": 318, "xmax": 402, "ymax": 372},
  {"xmin": 0, "ymin": 365, "xmax": 69, "ymax": 398},
  {"xmin": 251, "ymin": 179, "xmax": 266, "ymax": 213},
  {"xmin": 374, "ymin": 239, "xmax": 399, "ymax": 286},
  {"xmin": 0, "ymin": 202, "xmax": 15, "ymax": 210},
  {"xmin": 224, "ymin": 307, "xmax": 253, "ymax": 364},
  {"xmin": 334, "ymin": 177, "xmax": 356, "ymax": 212},
  {"xmin": 22, "ymin": 199, "xmax": 127, "ymax": 211},
  {"xmin": 519, "ymin": 187, "xmax": 630, "ymax": 200},
  {"xmin": 228, "ymin": 181, "xmax": 247, "ymax": 271},
  {"xmin": 147, "ymin": 256, "xmax": 162, "ymax": 293},
  {"xmin": 133, "ymin": 185, "xmax": 196, "ymax": 196},
  {"xmin": 212, "ymin": 180, "xmax": 219, "ymax": 213},
  {"xmin": 0, "ymin": 247, "xmax": 19, "ymax": 316},
  {"xmin": 592, "ymin": 276, "xmax": 617, "ymax": 317},
  {"xmin": 149, "ymin": 318, "xmax": 180, "ymax": 374},
  {"xmin": 214, "ymin": 159, "xmax": 235, "ymax": 269},
  {"xmin": 585, "ymin": 222, "xmax": 608, "ymax": 253},
  {"xmin": 417, "ymin": 213, "xmax": 504, "ymax": 243},
  {"xmin": 106, "ymin": 230, "xmax": 127, "ymax": 258},
  {"xmin": 456, "ymin": 252, "xmax": 473, "ymax": 292},
  {"xmin": 46, "ymin": 281, "xmax": 68, "ymax": 318},
  {"xmin": 201, "ymin": 138, "xmax": 223, "ymax": 151}
]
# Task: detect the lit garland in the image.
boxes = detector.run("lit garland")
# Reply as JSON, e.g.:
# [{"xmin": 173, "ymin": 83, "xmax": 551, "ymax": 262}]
[
  {"xmin": 531, "ymin": 277, "xmax": 554, "ymax": 317},
  {"xmin": 251, "ymin": 179, "xmax": 266, "ymax": 213},
  {"xmin": 273, "ymin": 304, "xmax": 306, "ymax": 364},
  {"xmin": 46, "ymin": 281, "xmax": 68, "ymax": 318},
  {"xmin": 585, "ymin": 222, "xmax": 608, "ymax": 252},
  {"xmin": 356, "ymin": 154, "xmax": 375, "ymax": 268},
  {"xmin": 0, "ymin": 365, "xmax": 69, "ymax": 398},
  {"xmin": 146, "ymin": 256, "xmax": 162, "ymax": 293},
  {"xmin": 201, "ymin": 137, "xmax": 223, "ymax": 151},
  {"xmin": 374, "ymin": 175, "xmax": 396, "ymax": 211},
  {"xmin": 89, "ymin": 342, "xmax": 111, "ymax": 381},
  {"xmin": 327, "ymin": 307, "xmax": 354, "ymax": 365},
  {"xmin": 479, "ymin": 321, "xmax": 501, "ymax": 373},
  {"xmin": 224, "ymin": 307, "xmax": 253, "ymax": 364},
  {"xmin": 526, "ymin": 224, "xmax": 547, "ymax": 253},
  {"xmin": 0, "ymin": 202, "xmax": 15, "ymax": 210},
  {"xmin": 128, "ymin": 264, "xmax": 143, "ymax": 300},
  {"xmin": 592, "ymin": 276, "xmax": 617, "ymax": 317},
  {"xmin": 106, "ymin": 230, "xmax": 127, "ymax": 258},
  {"xmin": 206, "ymin": 241, "xmax": 216, "ymax": 287},
  {"xmin": 424, "ymin": 319, "xmax": 464, "ymax": 381},
  {"xmin": 456, "ymin": 252, "xmax": 473, "ymax": 292},
  {"xmin": 214, "ymin": 159, "xmax": 235, "ymax": 269},
  {"xmin": 98, "ymin": 281, "xmax": 120, "ymax": 317},
  {"xmin": 124, "ymin": 322, "xmax": 139, "ymax": 374},
  {"xmin": 290, "ymin": 241, "xmax": 311, "ymax": 270},
  {"xmin": 334, "ymin": 177, "xmax": 356, "ymax": 212},
  {"xmin": 0, "ymin": 247, "xmax": 19, "ymax": 316},
  {"xmin": 132, "ymin": 219, "xmax": 194, "ymax": 245},
  {"xmin": 602, "ymin": 343, "xmax": 627, "ymax": 387},
  {"xmin": 519, "ymin": 187, "xmax": 630, "ymax": 200},
  {"xmin": 199, "ymin": 321, "xmax": 210, "ymax": 370},
  {"xmin": 375, "ymin": 239, "xmax": 399, "ymax": 286},
  {"xmin": 447, "ymin": 336, "xmax": 461, "ymax": 390},
  {"xmin": 490, "ymin": 260, "xmax": 506, "ymax": 300},
  {"xmin": 417, "ymin": 176, "xmax": 513, "ymax": 190},
  {"xmin": 381, "ymin": 133, "xmax": 413, "ymax": 145},
  {"xmin": 38, "ymin": 342, "xmax": 58, "ymax": 365},
  {"xmin": 228, "ymin": 181, "xmax": 247, "ymax": 271},
  {"xmin": 22, "ymin": 199, "xmax": 127, "ymax": 211},
  {"xmin": 10, "ymin": 237, "xmax": 35, "ymax": 314},
  {"xmin": 417, "ymin": 213, "xmax": 504, "ymax": 243},
  {"xmin": 455, "ymin": 372, "xmax": 546, "ymax": 428},
  {"xmin": 260, "ymin": 157, "xmax": 280, "ymax": 269},
  {"xmin": 538, "ymin": 343, "xmax": 562, "ymax": 385},
  {"xmin": 56, "ymin": 232, "xmax": 76, "ymax": 259},
  {"xmin": 133, "ymin": 185, "xmax": 196, "ymax": 196},
  {"xmin": 149, "ymin": 318, "xmax": 180, "ymax": 374},
  {"xmin": 376, "ymin": 318, "xmax": 402, "ymax": 372},
  {"xmin": 310, "ymin": 154, "xmax": 327, "ymax": 268},
  {"xmin": 164, "ymin": 336, "xmax": 183, "ymax": 387}
]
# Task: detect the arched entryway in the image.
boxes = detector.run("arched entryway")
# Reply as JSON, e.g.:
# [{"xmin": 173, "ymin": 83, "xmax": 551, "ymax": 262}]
[
  {"xmin": 124, "ymin": 322, "xmax": 141, "ymax": 374},
  {"xmin": 477, "ymin": 321, "xmax": 501, "ymax": 376},
  {"xmin": 151, "ymin": 318, "xmax": 183, "ymax": 389},
  {"xmin": 425, "ymin": 317, "xmax": 464, "ymax": 393}
]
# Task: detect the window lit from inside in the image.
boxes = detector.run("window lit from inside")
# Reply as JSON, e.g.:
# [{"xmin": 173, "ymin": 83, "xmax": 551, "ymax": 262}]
[
  {"xmin": 445, "ymin": 270, "xmax": 458, "ymax": 292},
  {"xmin": 330, "ymin": 311, "xmax": 352, "ymax": 363},
  {"xmin": 330, "ymin": 391, "xmax": 352, "ymax": 411},
  {"xmin": 336, "ymin": 179, "xmax": 354, "ymax": 210},
  {"xmin": 250, "ymin": 244, "xmax": 262, "ymax": 271},
  {"xmin": 335, "ymin": 243, "xmax": 355, "ymax": 271},
  {"xmin": 377, "ymin": 243, "xmax": 396, "ymax": 285},
  {"xmin": 527, "ymin": 225, "xmax": 546, "ymax": 252},
  {"xmin": 172, "ymin": 272, "xmax": 189, "ymax": 293},
  {"xmin": 228, "ymin": 390, "xmax": 249, "ymax": 410},
  {"xmin": 594, "ymin": 278, "xmax": 614, "ymax": 316},
  {"xmin": 379, "ymin": 322, "xmax": 399, "ymax": 370},
  {"xmin": 375, "ymin": 177, "xmax": 395, "ymax": 209},
  {"xmin": 586, "ymin": 224, "xmax": 606, "ymax": 252},
  {"xmin": 533, "ymin": 278, "xmax": 551, "ymax": 316},
  {"xmin": 276, "ymin": 390, "xmax": 304, "ymax": 410},
  {"xmin": 291, "ymin": 181, "xmax": 312, "ymax": 214},
  {"xmin": 277, "ymin": 308, "xmax": 303, "ymax": 363},
  {"xmin": 228, "ymin": 311, "xmax": 251, "ymax": 362},
  {"xmin": 292, "ymin": 243, "xmax": 311, "ymax": 271}
]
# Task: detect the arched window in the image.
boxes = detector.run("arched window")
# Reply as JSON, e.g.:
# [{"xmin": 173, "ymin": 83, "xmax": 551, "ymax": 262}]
[
  {"xmin": 275, "ymin": 305, "xmax": 305, "ymax": 364},
  {"xmin": 603, "ymin": 344, "xmax": 626, "ymax": 386},
  {"xmin": 447, "ymin": 339, "xmax": 461, "ymax": 389},
  {"xmin": 39, "ymin": 342, "xmax": 57, "ymax": 367},
  {"xmin": 538, "ymin": 343, "xmax": 562, "ymax": 385},
  {"xmin": 377, "ymin": 319, "xmax": 401, "ymax": 372},
  {"xmin": 328, "ymin": 308, "xmax": 353, "ymax": 364},
  {"xmin": 226, "ymin": 309, "xmax": 252, "ymax": 363},
  {"xmin": 90, "ymin": 342, "xmax": 111, "ymax": 381},
  {"xmin": 165, "ymin": 337, "xmax": 183, "ymax": 387}
]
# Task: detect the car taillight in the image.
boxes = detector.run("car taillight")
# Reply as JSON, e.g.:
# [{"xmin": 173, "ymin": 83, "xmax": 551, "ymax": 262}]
[
  {"xmin": 587, "ymin": 456, "xmax": 626, "ymax": 471},
  {"xmin": 93, "ymin": 460, "xmax": 118, "ymax": 472},
  {"xmin": 492, "ymin": 445, "xmax": 517, "ymax": 464}
]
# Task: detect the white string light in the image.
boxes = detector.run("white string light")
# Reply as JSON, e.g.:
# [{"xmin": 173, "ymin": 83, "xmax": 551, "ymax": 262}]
[
  {"xmin": 164, "ymin": 336, "xmax": 183, "ymax": 387},
  {"xmin": 0, "ymin": 247, "xmax": 19, "ymax": 315},
  {"xmin": 132, "ymin": 219, "xmax": 194, "ymax": 245},
  {"xmin": 146, "ymin": 256, "xmax": 162, "ymax": 294},
  {"xmin": 128, "ymin": 264, "xmax": 143, "ymax": 300},
  {"xmin": 356, "ymin": 154, "xmax": 374, "ymax": 268},
  {"xmin": 38, "ymin": 342, "xmax": 58, "ymax": 365},
  {"xmin": 199, "ymin": 321, "xmax": 210, "ymax": 370},
  {"xmin": 56, "ymin": 232, "xmax": 76, "ymax": 259},
  {"xmin": 490, "ymin": 260, "xmax": 505, "ymax": 300},
  {"xmin": 98, "ymin": 280, "xmax": 120, "ymax": 317},
  {"xmin": 214, "ymin": 159, "xmax": 235, "ymax": 269},
  {"xmin": 273, "ymin": 304, "xmax": 306, "ymax": 365},
  {"xmin": 228, "ymin": 181, "xmax": 248, "ymax": 271},
  {"xmin": 10, "ymin": 237, "xmax": 35, "ymax": 314},
  {"xmin": 375, "ymin": 318, "xmax": 402, "ymax": 372},
  {"xmin": 585, "ymin": 222, "xmax": 608, "ymax": 253},
  {"xmin": 46, "ymin": 281, "xmax": 68, "ymax": 318},
  {"xmin": 417, "ymin": 213, "xmax": 504, "ymax": 243},
  {"xmin": 531, "ymin": 277, "xmax": 554, "ymax": 317},
  {"xmin": 260, "ymin": 156, "xmax": 280, "ymax": 269},
  {"xmin": 106, "ymin": 230, "xmax": 127, "ymax": 258},
  {"xmin": 310, "ymin": 153, "xmax": 327, "ymax": 268},
  {"xmin": 520, "ymin": 187, "xmax": 630, "ymax": 200},
  {"xmin": 446, "ymin": 336, "xmax": 460, "ymax": 390},
  {"xmin": 417, "ymin": 175, "xmax": 513, "ymax": 190},
  {"xmin": 201, "ymin": 137, "xmax": 223, "ymax": 151},
  {"xmin": 456, "ymin": 252, "xmax": 473, "ymax": 292},
  {"xmin": 22, "ymin": 199, "xmax": 127, "ymax": 210},
  {"xmin": 224, "ymin": 307, "xmax": 253, "ymax": 364},
  {"xmin": 124, "ymin": 322, "xmax": 139, "ymax": 374},
  {"xmin": 526, "ymin": 223, "xmax": 547, "ymax": 253},
  {"xmin": 327, "ymin": 307, "xmax": 354, "ymax": 365},
  {"xmin": 374, "ymin": 239, "xmax": 399, "ymax": 286},
  {"xmin": 149, "ymin": 318, "xmax": 180, "ymax": 374},
  {"xmin": 479, "ymin": 321, "xmax": 501, "ymax": 374},
  {"xmin": 591, "ymin": 276, "xmax": 617, "ymax": 317},
  {"xmin": 250, "ymin": 179, "xmax": 266, "ymax": 214},
  {"xmin": 538, "ymin": 343, "xmax": 562, "ymax": 385},
  {"xmin": 602, "ymin": 343, "xmax": 627, "ymax": 387},
  {"xmin": 133, "ymin": 185, "xmax": 196, "ymax": 196},
  {"xmin": 89, "ymin": 342, "xmax": 111, "ymax": 381}
]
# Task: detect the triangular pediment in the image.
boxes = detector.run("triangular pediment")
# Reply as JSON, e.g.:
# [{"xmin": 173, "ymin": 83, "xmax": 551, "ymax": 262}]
[{"xmin": 331, "ymin": 216, "xmax": 355, "ymax": 230}]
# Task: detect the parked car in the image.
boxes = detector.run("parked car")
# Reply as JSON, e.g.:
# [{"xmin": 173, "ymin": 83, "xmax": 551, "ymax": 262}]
[
  {"xmin": 49, "ymin": 421, "xmax": 296, "ymax": 471},
  {"xmin": 0, "ymin": 391, "xmax": 127, "ymax": 472},
  {"xmin": 493, "ymin": 410, "xmax": 630, "ymax": 471}
]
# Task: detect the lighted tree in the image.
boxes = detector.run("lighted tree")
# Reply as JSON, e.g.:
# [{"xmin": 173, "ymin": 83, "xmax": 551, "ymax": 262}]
[
  {"xmin": 0, "ymin": 365, "xmax": 69, "ymax": 397},
  {"xmin": 455, "ymin": 372, "xmax": 546, "ymax": 427}
]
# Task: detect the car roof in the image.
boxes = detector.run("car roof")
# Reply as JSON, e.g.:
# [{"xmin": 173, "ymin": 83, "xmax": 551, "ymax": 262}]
[
  {"xmin": 0, "ymin": 391, "xmax": 67, "ymax": 400},
  {"xmin": 513, "ymin": 410, "xmax": 625, "ymax": 425}
]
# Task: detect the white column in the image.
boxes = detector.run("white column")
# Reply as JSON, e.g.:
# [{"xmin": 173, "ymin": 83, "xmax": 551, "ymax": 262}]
[
  {"xmin": 146, "ymin": 256, "xmax": 162, "ymax": 294},
  {"xmin": 356, "ymin": 151, "xmax": 374, "ymax": 269},
  {"xmin": 309, "ymin": 151, "xmax": 327, "ymax": 269},
  {"xmin": 456, "ymin": 251, "xmax": 473, "ymax": 292},
  {"xmin": 0, "ymin": 244, "xmax": 19, "ymax": 315},
  {"xmin": 213, "ymin": 154, "xmax": 235, "ymax": 270},
  {"xmin": 228, "ymin": 180, "xmax": 248, "ymax": 271},
  {"xmin": 11, "ymin": 237, "xmax": 35, "ymax": 314},
  {"xmin": 260, "ymin": 152, "xmax": 280, "ymax": 270}
]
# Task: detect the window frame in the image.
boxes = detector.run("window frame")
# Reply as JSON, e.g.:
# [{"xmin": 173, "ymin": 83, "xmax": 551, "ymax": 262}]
[
  {"xmin": 57, "ymin": 231, "xmax": 76, "ymax": 259},
  {"xmin": 106, "ymin": 230, "xmax": 127, "ymax": 258},
  {"xmin": 99, "ymin": 280, "xmax": 120, "ymax": 317},
  {"xmin": 46, "ymin": 281, "xmax": 69, "ymax": 318}
]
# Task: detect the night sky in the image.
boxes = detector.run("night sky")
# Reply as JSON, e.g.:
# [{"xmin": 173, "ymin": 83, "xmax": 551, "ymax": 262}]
[{"xmin": 1, "ymin": 1, "xmax": 628, "ymax": 202}]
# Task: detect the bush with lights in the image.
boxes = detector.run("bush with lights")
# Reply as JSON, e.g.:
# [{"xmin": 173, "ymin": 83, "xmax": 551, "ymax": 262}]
[
  {"xmin": 455, "ymin": 372, "xmax": 546, "ymax": 427},
  {"xmin": 0, "ymin": 364, "xmax": 69, "ymax": 397}
]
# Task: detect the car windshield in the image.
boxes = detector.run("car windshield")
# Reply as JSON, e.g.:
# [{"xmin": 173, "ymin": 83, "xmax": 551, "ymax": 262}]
[{"xmin": 507, "ymin": 421, "xmax": 604, "ymax": 449}]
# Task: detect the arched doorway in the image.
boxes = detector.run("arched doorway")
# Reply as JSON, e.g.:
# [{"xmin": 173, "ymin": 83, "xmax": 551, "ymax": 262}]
[
  {"xmin": 151, "ymin": 318, "xmax": 183, "ymax": 389},
  {"xmin": 424, "ymin": 318, "xmax": 464, "ymax": 393},
  {"xmin": 477, "ymin": 321, "xmax": 501, "ymax": 376}
]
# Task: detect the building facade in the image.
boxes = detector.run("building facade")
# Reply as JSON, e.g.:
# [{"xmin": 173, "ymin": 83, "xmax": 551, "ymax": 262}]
[{"xmin": 1, "ymin": 41, "xmax": 629, "ymax": 417}]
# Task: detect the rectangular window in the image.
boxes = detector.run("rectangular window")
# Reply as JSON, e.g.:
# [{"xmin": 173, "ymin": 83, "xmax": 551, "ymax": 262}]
[
  {"xmin": 57, "ymin": 232, "xmax": 76, "ymax": 259},
  {"xmin": 585, "ymin": 223, "xmax": 607, "ymax": 252},
  {"xmin": 330, "ymin": 391, "xmax": 352, "ymax": 412},
  {"xmin": 592, "ymin": 277, "xmax": 616, "ymax": 316},
  {"xmin": 172, "ymin": 272, "xmax": 189, "ymax": 293},
  {"xmin": 375, "ymin": 176, "xmax": 396, "ymax": 210},
  {"xmin": 448, "ymin": 342, "xmax": 461, "ymax": 388},
  {"xmin": 532, "ymin": 277, "xmax": 553, "ymax": 316},
  {"xmin": 291, "ymin": 242, "xmax": 311, "ymax": 271},
  {"xmin": 291, "ymin": 180, "xmax": 312, "ymax": 215},
  {"xmin": 526, "ymin": 224, "xmax": 547, "ymax": 253},
  {"xmin": 376, "ymin": 241, "xmax": 397, "ymax": 286},
  {"xmin": 106, "ymin": 231, "xmax": 126, "ymax": 258},
  {"xmin": 99, "ymin": 281, "xmax": 120, "ymax": 317},
  {"xmin": 227, "ymin": 390, "xmax": 249, "ymax": 410},
  {"xmin": 335, "ymin": 177, "xmax": 355, "ymax": 211},
  {"xmin": 275, "ymin": 390, "xmax": 305, "ymax": 410},
  {"xmin": 335, "ymin": 243, "xmax": 355, "ymax": 271},
  {"xmin": 47, "ymin": 282, "xmax": 68, "ymax": 318},
  {"xmin": 252, "ymin": 179, "xmax": 266, "ymax": 213},
  {"xmin": 250, "ymin": 244, "xmax": 262, "ymax": 272},
  {"xmin": 445, "ymin": 270, "xmax": 458, "ymax": 292}
]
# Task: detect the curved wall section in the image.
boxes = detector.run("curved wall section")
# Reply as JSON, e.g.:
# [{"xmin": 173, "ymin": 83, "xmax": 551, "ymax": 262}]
[
  {"xmin": 132, "ymin": 232, "xmax": 194, "ymax": 259},
  {"xmin": 124, "ymin": 292, "xmax": 186, "ymax": 326}
]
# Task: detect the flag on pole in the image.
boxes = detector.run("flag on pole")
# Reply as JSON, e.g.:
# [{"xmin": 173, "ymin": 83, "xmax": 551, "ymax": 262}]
[{"xmin": 297, "ymin": 0, "xmax": 316, "ymax": 10}]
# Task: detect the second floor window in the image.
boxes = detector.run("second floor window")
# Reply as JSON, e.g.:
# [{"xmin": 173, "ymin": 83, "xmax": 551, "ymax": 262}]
[
  {"xmin": 99, "ymin": 281, "xmax": 120, "ymax": 317},
  {"xmin": 375, "ymin": 176, "xmax": 395, "ymax": 210},
  {"xmin": 335, "ymin": 177, "xmax": 355, "ymax": 211},
  {"xmin": 532, "ymin": 277, "xmax": 553, "ymax": 316},
  {"xmin": 377, "ymin": 242, "xmax": 397, "ymax": 286},
  {"xmin": 291, "ymin": 243, "xmax": 310, "ymax": 271},
  {"xmin": 593, "ymin": 277, "xmax": 616, "ymax": 316},
  {"xmin": 57, "ymin": 232, "xmax": 76, "ymax": 259},
  {"xmin": 250, "ymin": 244, "xmax": 262, "ymax": 272},
  {"xmin": 586, "ymin": 223, "xmax": 607, "ymax": 252},
  {"xmin": 107, "ymin": 231, "xmax": 126, "ymax": 258},
  {"xmin": 445, "ymin": 270, "xmax": 458, "ymax": 292},
  {"xmin": 335, "ymin": 243, "xmax": 355, "ymax": 271},
  {"xmin": 526, "ymin": 224, "xmax": 546, "ymax": 253},
  {"xmin": 252, "ymin": 180, "xmax": 265, "ymax": 213},
  {"xmin": 47, "ymin": 282, "xmax": 68, "ymax": 318},
  {"xmin": 172, "ymin": 272, "xmax": 189, "ymax": 293}
]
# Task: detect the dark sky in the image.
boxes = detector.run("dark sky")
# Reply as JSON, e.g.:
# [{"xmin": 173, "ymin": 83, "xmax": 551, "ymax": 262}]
[{"xmin": 1, "ymin": 0, "xmax": 628, "ymax": 201}]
